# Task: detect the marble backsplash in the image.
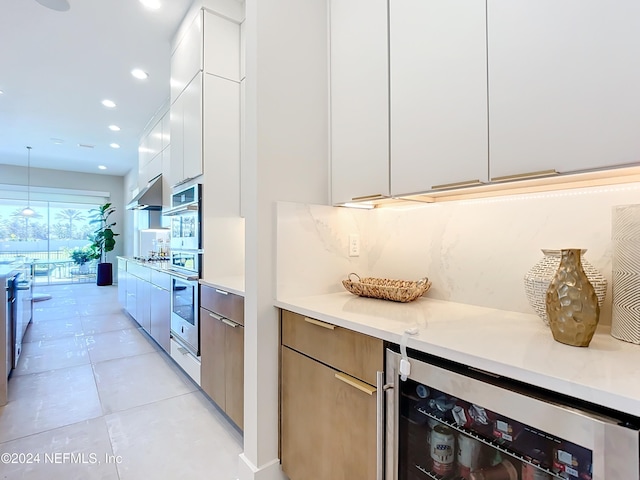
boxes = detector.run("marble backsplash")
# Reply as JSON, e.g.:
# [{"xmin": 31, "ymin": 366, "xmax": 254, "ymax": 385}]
[{"xmin": 276, "ymin": 182, "xmax": 640, "ymax": 325}]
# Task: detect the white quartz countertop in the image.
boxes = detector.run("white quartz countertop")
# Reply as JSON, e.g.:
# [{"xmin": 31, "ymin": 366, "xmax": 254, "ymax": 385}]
[
  {"xmin": 199, "ymin": 276, "xmax": 245, "ymax": 297},
  {"xmin": 275, "ymin": 291, "xmax": 640, "ymax": 418}
]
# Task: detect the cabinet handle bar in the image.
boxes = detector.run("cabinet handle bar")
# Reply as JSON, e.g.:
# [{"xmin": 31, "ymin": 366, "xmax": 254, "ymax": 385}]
[
  {"xmin": 334, "ymin": 372, "xmax": 376, "ymax": 395},
  {"xmin": 431, "ymin": 179, "xmax": 483, "ymax": 190},
  {"xmin": 376, "ymin": 371, "xmax": 384, "ymax": 480},
  {"xmin": 221, "ymin": 318, "xmax": 238, "ymax": 328},
  {"xmin": 303, "ymin": 317, "xmax": 335, "ymax": 330},
  {"xmin": 491, "ymin": 169, "xmax": 558, "ymax": 182},
  {"xmin": 351, "ymin": 194, "xmax": 386, "ymax": 201},
  {"xmin": 214, "ymin": 289, "xmax": 228, "ymax": 295}
]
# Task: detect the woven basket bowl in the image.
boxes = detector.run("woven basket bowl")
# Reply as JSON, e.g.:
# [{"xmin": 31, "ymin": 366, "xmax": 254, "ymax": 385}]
[{"xmin": 342, "ymin": 273, "xmax": 431, "ymax": 303}]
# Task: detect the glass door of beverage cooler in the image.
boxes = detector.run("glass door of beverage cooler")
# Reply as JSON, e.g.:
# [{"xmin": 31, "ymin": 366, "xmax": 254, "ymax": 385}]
[{"xmin": 385, "ymin": 348, "xmax": 640, "ymax": 480}]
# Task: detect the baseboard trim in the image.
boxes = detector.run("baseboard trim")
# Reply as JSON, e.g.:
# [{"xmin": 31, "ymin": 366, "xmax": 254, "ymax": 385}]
[{"xmin": 237, "ymin": 454, "xmax": 285, "ymax": 480}]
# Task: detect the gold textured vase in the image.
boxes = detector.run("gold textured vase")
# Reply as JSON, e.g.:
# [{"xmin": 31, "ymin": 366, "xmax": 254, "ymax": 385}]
[{"xmin": 546, "ymin": 249, "xmax": 600, "ymax": 347}]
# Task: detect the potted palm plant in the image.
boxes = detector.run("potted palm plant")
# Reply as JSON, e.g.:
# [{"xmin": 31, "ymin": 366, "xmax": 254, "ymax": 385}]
[
  {"xmin": 88, "ymin": 202, "xmax": 119, "ymax": 286},
  {"xmin": 70, "ymin": 246, "xmax": 94, "ymax": 274}
]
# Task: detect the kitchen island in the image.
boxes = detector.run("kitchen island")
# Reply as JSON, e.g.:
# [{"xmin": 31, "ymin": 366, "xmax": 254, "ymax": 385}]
[{"xmin": 275, "ymin": 291, "xmax": 640, "ymax": 418}]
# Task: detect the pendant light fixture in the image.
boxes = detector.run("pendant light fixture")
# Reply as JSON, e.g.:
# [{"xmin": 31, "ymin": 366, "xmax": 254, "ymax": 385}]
[{"xmin": 22, "ymin": 146, "xmax": 34, "ymax": 217}]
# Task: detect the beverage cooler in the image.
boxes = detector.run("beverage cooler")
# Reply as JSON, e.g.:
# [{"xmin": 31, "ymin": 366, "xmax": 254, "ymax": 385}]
[{"xmin": 385, "ymin": 347, "xmax": 640, "ymax": 480}]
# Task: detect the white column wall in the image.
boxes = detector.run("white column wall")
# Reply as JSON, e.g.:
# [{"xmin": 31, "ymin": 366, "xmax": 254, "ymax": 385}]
[{"xmin": 241, "ymin": 0, "xmax": 329, "ymax": 478}]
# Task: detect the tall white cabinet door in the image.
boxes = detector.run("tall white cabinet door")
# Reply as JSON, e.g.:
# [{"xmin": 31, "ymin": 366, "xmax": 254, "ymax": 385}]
[
  {"xmin": 182, "ymin": 72, "xmax": 204, "ymax": 182},
  {"xmin": 390, "ymin": 0, "xmax": 488, "ymax": 195},
  {"xmin": 171, "ymin": 12, "xmax": 203, "ymax": 105},
  {"xmin": 330, "ymin": 0, "xmax": 389, "ymax": 205},
  {"xmin": 170, "ymin": 94, "xmax": 185, "ymax": 187},
  {"xmin": 203, "ymin": 10, "xmax": 240, "ymax": 82},
  {"xmin": 488, "ymin": 1, "xmax": 640, "ymax": 181},
  {"xmin": 203, "ymin": 73, "xmax": 240, "ymax": 216}
]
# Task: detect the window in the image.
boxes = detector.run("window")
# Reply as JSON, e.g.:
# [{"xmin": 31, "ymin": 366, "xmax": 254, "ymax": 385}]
[{"xmin": 0, "ymin": 199, "xmax": 102, "ymax": 283}]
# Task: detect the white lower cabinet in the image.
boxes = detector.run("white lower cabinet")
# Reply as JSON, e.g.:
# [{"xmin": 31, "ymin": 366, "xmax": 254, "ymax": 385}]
[
  {"xmin": 170, "ymin": 337, "xmax": 201, "ymax": 386},
  {"xmin": 150, "ymin": 271, "xmax": 170, "ymax": 353}
]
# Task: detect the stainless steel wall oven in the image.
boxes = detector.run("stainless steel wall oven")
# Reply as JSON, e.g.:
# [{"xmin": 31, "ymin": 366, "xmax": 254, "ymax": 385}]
[
  {"xmin": 169, "ymin": 273, "xmax": 199, "ymax": 356},
  {"xmin": 163, "ymin": 183, "xmax": 202, "ymax": 356}
]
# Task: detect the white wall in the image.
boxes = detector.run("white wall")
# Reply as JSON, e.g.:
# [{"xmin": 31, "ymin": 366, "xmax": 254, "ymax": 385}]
[
  {"xmin": 242, "ymin": 0, "xmax": 328, "ymax": 478},
  {"xmin": 1, "ymin": 164, "xmax": 127, "ymax": 262},
  {"xmin": 277, "ymin": 182, "xmax": 640, "ymax": 327}
]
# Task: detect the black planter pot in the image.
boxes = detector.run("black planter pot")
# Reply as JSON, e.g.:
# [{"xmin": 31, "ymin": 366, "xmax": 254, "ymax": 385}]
[{"xmin": 96, "ymin": 262, "xmax": 113, "ymax": 286}]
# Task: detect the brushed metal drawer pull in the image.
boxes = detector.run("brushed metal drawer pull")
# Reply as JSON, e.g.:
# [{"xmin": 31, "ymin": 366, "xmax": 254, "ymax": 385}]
[
  {"xmin": 431, "ymin": 179, "xmax": 483, "ymax": 190},
  {"xmin": 221, "ymin": 318, "xmax": 238, "ymax": 328},
  {"xmin": 303, "ymin": 317, "xmax": 335, "ymax": 330},
  {"xmin": 491, "ymin": 169, "xmax": 558, "ymax": 182},
  {"xmin": 215, "ymin": 289, "xmax": 228, "ymax": 295},
  {"xmin": 208, "ymin": 312, "xmax": 224, "ymax": 321},
  {"xmin": 351, "ymin": 193, "xmax": 385, "ymax": 201},
  {"xmin": 335, "ymin": 372, "xmax": 376, "ymax": 395}
]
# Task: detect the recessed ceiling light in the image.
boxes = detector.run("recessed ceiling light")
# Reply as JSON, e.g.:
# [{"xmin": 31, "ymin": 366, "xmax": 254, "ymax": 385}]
[
  {"xmin": 98, "ymin": 165, "xmax": 107, "ymax": 170},
  {"xmin": 131, "ymin": 69, "xmax": 149, "ymax": 80},
  {"xmin": 108, "ymin": 125, "xmax": 121, "ymax": 132},
  {"xmin": 140, "ymin": 0, "xmax": 161, "ymax": 10},
  {"xmin": 0, "ymin": 90, "xmax": 4, "ymax": 95},
  {"xmin": 101, "ymin": 99, "xmax": 116, "ymax": 108},
  {"xmin": 110, "ymin": 143, "xmax": 120, "ymax": 149}
]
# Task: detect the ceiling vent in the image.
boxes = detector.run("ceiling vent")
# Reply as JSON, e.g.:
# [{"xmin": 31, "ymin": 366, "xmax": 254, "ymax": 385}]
[{"xmin": 78, "ymin": 143, "xmax": 95, "ymax": 149}]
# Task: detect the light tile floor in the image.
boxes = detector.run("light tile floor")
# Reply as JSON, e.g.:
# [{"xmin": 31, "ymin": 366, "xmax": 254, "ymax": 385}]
[{"xmin": 0, "ymin": 283, "xmax": 243, "ymax": 479}]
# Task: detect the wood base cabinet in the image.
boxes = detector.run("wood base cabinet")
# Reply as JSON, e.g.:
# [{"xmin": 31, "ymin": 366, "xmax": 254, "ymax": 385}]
[
  {"xmin": 280, "ymin": 310, "xmax": 383, "ymax": 480},
  {"xmin": 200, "ymin": 286, "xmax": 244, "ymax": 430}
]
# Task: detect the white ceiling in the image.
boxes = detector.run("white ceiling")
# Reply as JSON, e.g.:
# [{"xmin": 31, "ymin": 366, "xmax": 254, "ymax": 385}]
[{"xmin": 0, "ymin": 0, "xmax": 194, "ymax": 177}]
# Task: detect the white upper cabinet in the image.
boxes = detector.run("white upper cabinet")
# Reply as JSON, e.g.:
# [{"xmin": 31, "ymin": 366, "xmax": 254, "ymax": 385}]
[
  {"xmin": 390, "ymin": 0, "xmax": 488, "ymax": 195},
  {"xmin": 171, "ymin": 12, "xmax": 203, "ymax": 105},
  {"xmin": 203, "ymin": 73, "xmax": 240, "ymax": 216},
  {"xmin": 182, "ymin": 72, "xmax": 204, "ymax": 184},
  {"xmin": 329, "ymin": 0, "xmax": 389, "ymax": 205},
  {"xmin": 240, "ymin": 21, "xmax": 246, "ymax": 81},
  {"xmin": 148, "ymin": 119, "xmax": 163, "ymax": 161},
  {"xmin": 161, "ymin": 111, "xmax": 170, "ymax": 152},
  {"xmin": 170, "ymin": 91, "xmax": 186, "ymax": 187},
  {"xmin": 203, "ymin": 10, "xmax": 240, "ymax": 82},
  {"xmin": 170, "ymin": 77, "xmax": 204, "ymax": 188},
  {"xmin": 488, "ymin": 1, "xmax": 640, "ymax": 181}
]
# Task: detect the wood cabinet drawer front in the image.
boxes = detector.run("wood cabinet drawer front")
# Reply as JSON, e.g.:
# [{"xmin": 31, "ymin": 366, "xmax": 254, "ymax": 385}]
[
  {"xmin": 200, "ymin": 285, "xmax": 244, "ymax": 325},
  {"xmin": 151, "ymin": 270, "xmax": 170, "ymax": 290},
  {"xmin": 281, "ymin": 310, "xmax": 383, "ymax": 386},
  {"xmin": 281, "ymin": 346, "xmax": 376, "ymax": 480}
]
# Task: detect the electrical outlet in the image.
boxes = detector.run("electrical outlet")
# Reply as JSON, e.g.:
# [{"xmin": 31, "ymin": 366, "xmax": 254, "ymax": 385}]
[{"xmin": 349, "ymin": 234, "xmax": 360, "ymax": 257}]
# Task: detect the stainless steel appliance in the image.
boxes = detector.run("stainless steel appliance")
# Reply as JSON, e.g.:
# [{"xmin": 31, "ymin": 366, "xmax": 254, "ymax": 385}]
[
  {"xmin": 13, "ymin": 273, "xmax": 32, "ymax": 369},
  {"xmin": 2, "ymin": 273, "xmax": 16, "ymax": 406},
  {"xmin": 385, "ymin": 347, "xmax": 640, "ymax": 479},
  {"xmin": 163, "ymin": 183, "xmax": 202, "ymax": 356},
  {"xmin": 169, "ymin": 272, "xmax": 199, "ymax": 356},
  {"xmin": 4, "ymin": 275, "xmax": 16, "ymax": 379},
  {"xmin": 163, "ymin": 183, "xmax": 202, "ymax": 276}
]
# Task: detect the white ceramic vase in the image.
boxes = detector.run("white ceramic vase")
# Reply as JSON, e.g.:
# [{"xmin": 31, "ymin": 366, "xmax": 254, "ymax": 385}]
[
  {"xmin": 611, "ymin": 204, "xmax": 640, "ymax": 344},
  {"xmin": 524, "ymin": 249, "xmax": 607, "ymax": 326}
]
